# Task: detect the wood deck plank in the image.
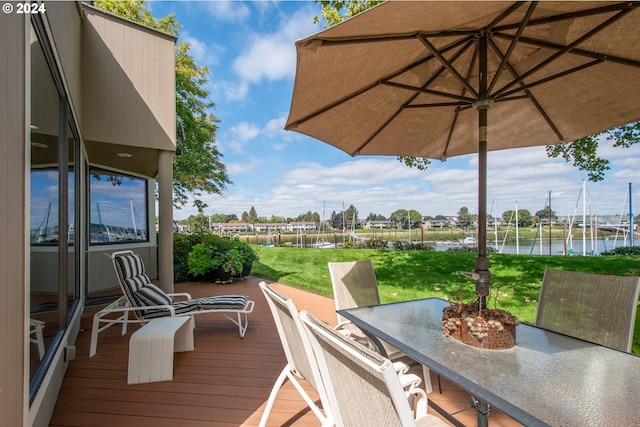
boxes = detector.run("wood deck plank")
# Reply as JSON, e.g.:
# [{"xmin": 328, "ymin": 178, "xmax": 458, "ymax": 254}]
[{"xmin": 50, "ymin": 276, "xmax": 522, "ymax": 426}]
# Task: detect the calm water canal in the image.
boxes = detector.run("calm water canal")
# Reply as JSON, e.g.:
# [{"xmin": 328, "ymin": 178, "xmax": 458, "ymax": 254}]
[{"xmin": 434, "ymin": 238, "xmax": 633, "ymax": 255}]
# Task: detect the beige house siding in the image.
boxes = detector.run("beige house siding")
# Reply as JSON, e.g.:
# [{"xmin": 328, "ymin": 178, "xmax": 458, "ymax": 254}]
[
  {"xmin": 0, "ymin": 12, "xmax": 28, "ymax": 427},
  {"xmin": 45, "ymin": 1, "xmax": 83, "ymax": 127},
  {"xmin": 81, "ymin": 7, "xmax": 176, "ymax": 162},
  {"xmin": 1, "ymin": 3, "xmax": 177, "ymax": 424}
]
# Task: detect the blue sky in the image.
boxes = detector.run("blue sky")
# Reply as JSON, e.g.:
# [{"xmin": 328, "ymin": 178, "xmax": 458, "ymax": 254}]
[{"xmin": 150, "ymin": 1, "xmax": 640, "ymax": 222}]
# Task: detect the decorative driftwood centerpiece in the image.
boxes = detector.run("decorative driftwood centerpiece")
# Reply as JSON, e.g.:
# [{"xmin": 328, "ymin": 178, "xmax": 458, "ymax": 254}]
[{"xmin": 442, "ymin": 301, "xmax": 518, "ymax": 350}]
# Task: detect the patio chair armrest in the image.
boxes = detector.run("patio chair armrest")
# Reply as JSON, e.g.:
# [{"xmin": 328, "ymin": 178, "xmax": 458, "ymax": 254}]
[
  {"xmin": 401, "ymin": 373, "xmax": 429, "ymax": 418},
  {"xmin": 334, "ymin": 320, "xmax": 353, "ymax": 336},
  {"xmin": 167, "ymin": 292, "xmax": 192, "ymax": 301},
  {"xmin": 393, "ymin": 361, "xmax": 410, "ymax": 375},
  {"xmin": 335, "ymin": 320, "xmax": 390, "ymax": 354},
  {"xmin": 97, "ymin": 303, "xmax": 176, "ymax": 317}
]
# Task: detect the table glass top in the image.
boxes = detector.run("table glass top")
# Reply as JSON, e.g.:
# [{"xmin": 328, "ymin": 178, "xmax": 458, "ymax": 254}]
[{"xmin": 339, "ymin": 298, "xmax": 640, "ymax": 427}]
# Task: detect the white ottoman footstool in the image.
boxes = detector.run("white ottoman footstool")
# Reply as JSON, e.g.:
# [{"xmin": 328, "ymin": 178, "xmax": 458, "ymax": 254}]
[{"xmin": 128, "ymin": 316, "xmax": 194, "ymax": 384}]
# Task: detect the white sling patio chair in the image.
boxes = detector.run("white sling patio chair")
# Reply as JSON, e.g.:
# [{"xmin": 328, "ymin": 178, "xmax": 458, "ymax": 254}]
[
  {"xmin": 536, "ymin": 268, "xmax": 640, "ymax": 352},
  {"xmin": 328, "ymin": 260, "xmax": 437, "ymax": 393},
  {"xmin": 258, "ymin": 281, "xmax": 333, "ymax": 427},
  {"xmin": 299, "ymin": 310, "xmax": 449, "ymax": 427},
  {"xmin": 30, "ymin": 318, "xmax": 46, "ymax": 360},
  {"xmin": 89, "ymin": 250, "xmax": 254, "ymax": 357}
]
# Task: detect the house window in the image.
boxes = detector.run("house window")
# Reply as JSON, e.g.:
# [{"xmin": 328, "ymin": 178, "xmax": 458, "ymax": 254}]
[
  {"xmin": 29, "ymin": 17, "xmax": 81, "ymax": 402},
  {"xmin": 30, "ymin": 169, "xmax": 74, "ymax": 245},
  {"xmin": 89, "ymin": 169, "xmax": 148, "ymax": 244}
]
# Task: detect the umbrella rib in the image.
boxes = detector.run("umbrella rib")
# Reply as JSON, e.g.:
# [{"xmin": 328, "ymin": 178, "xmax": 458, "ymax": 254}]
[
  {"xmin": 488, "ymin": 39, "xmax": 565, "ymax": 142},
  {"xmin": 496, "ymin": 59, "xmax": 604, "ymax": 100},
  {"xmin": 493, "ymin": 32, "xmax": 640, "ymax": 69},
  {"xmin": 493, "ymin": 1, "xmax": 639, "ymax": 32},
  {"xmin": 355, "ymin": 37, "xmax": 477, "ymax": 156},
  {"xmin": 493, "ymin": 8, "xmax": 634, "ymax": 97},
  {"xmin": 353, "ymin": 109, "xmax": 402, "ymax": 156},
  {"xmin": 380, "ymin": 81, "xmax": 475, "ymax": 103},
  {"xmin": 356, "ymin": 40, "xmax": 478, "ymax": 155},
  {"xmin": 404, "ymin": 102, "xmax": 470, "ymax": 109},
  {"xmin": 287, "ymin": 36, "xmax": 474, "ymax": 130},
  {"xmin": 418, "ymin": 35, "xmax": 479, "ymax": 99},
  {"xmin": 488, "ymin": 1, "xmax": 537, "ymax": 94},
  {"xmin": 486, "ymin": 1, "xmax": 527, "ymax": 28},
  {"xmin": 383, "ymin": 35, "xmax": 474, "ymax": 87},
  {"xmin": 391, "ymin": 37, "xmax": 477, "ymax": 104},
  {"xmin": 442, "ymin": 42, "xmax": 481, "ymax": 159},
  {"xmin": 316, "ymin": 29, "xmax": 484, "ymax": 46}
]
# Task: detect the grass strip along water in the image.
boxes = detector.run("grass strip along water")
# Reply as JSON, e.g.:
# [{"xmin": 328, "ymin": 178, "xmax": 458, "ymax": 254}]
[{"xmin": 250, "ymin": 246, "xmax": 640, "ymax": 353}]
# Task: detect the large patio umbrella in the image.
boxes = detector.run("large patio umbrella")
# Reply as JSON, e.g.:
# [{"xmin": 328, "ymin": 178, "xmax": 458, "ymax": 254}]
[{"xmin": 285, "ymin": 0, "xmax": 640, "ymax": 300}]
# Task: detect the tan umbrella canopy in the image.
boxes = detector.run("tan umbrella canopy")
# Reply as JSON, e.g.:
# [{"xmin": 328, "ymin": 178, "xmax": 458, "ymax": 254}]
[{"xmin": 285, "ymin": 0, "xmax": 640, "ymax": 299}]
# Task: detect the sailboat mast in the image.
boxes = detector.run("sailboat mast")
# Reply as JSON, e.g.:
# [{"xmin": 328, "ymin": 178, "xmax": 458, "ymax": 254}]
[
  {"xmin": 630, "ymin": 182, "xmax": 634, "ymax": 248},
  {"xmin": 583, "ymin": 180, "xmax": 587, "ymax": 256},
  {"xmin": 130, "ymin": 199, "xmax": 138, "ymax": 235},
  {"xmin": 548, "ymin": 190, "xmax": 552, "ymax": 255},
  {"xmin": 515, "ymin": 201, "xmax": 519, "ymax": 255}
]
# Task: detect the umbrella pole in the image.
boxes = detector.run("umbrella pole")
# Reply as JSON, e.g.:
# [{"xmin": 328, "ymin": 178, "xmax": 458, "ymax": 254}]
[
  {"xmin": 475, "ymin": 117, "xmax": 490, "ymax": 309},
  {"xmin": 475, "ymin": 34, "xmax": 491, "ymax": 310}
]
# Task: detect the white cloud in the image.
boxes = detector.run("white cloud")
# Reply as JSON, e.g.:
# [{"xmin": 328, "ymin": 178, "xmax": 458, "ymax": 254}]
[
  {"xmin": 224, "ymin": 122, "xmax": 260, "ymax": 154},
  {"xmin": 200, "ymin": 1, "xmax": 251, "ymax": 23},
  {"xmin": 263, "ymin": 114, "xmax": 288, "ymax": 138},
  {"xmin": 175, "ymin": 141, "xmax": 640, "ymax": 221},
  {"xmin": 221, "ymin": 113, "xmax": 295, "ymax": 154},
  {"xmin": 223, "ymin": 80, "xmax": 250, "ymax": 102},
  {"xmin": 226, "ymin": 158, "xmax": 263, "ymax": 176},
  {"xmin": 180, "ymin": 31, "xmax": 223, "ymax": 67},
  {"xmin": 231, "ymin": 7, "xmax": 318, "ymax": 96},
  {"xmin": 283, "ymin": 158, "xmax": 423, "ymax": 187}
]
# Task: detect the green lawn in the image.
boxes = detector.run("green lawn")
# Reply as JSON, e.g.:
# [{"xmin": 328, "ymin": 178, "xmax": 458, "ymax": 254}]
[{"xmin": 250, "ymin": 246, "xmax": 640, "ymax": 352}]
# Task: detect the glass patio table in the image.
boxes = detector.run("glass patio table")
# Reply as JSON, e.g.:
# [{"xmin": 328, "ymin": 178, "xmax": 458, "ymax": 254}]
[{"xmin": 338, "ymin": 298, "xmax": 640, "ymax": 427}]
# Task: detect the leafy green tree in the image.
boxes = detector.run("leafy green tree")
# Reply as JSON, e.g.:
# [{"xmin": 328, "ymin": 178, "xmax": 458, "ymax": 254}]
[
  {"xmin": 185, "ymin": 214, "xmax": 210, "ymax": 233},
  {"xmin": 457, "ymin": 207, "xmax": 475, "ymax": 227},
  {"xmin": 95, "ymin": 0, "xmax": 231, "ymax": 209},
  {"xmin": 535, "ymin": 207, "xmax": 557, "ymax": 220},
  {"xmin": 241, "ymin": 211, "xmax": 249, "ymax": 222},
  {"xmin": 295, "ymin": 211, "xmax": 321, "ymax": 222},
  {"xmin": 329, "ymin": 206, "xmax": 358, "ymax": 229},
  {"xmin": 192, "ymin": 199, "xmax": 207, "ymax": 215},
  {"xmin": 366, "ymin": 212, "xmax": 386, "ymax": 221},
  {"xmin": 408, "ymin": 209, "xmax": 422, "ymax": 227},
  {"xmin": 210, "ymin": 213, "xmax": 237, "ymax": 224},
  {"xmin": 344, "ymin": 204, "xmax": 359, "ymax": 228},
  {"xmin": 389, "ymin": 209, "xmax": 421, "ymax": 228},
  {"xmin": 269, "ymin": 215, "xmax": 285, "ymax": 223},
  {"xmin": 502, "ymin": 209, "xmax": 533, "ymax": 227},
  {"xmin": 546, "ymin": 122, "xmax": 639, "ymax": 181},
  {"xmin": 329, "ymin": 210, "xmax": 342, "ymax": 229},
  {"xmin": 314, "ymin": 0, "xmax": 639, "ymax": 182},
  {"xmin": 248, "ymin": 207, "xmax": 258, "ymax": 224},
  {"xmin": 315, "ymin": 0, "xmax": 383, "ymax": 27}
]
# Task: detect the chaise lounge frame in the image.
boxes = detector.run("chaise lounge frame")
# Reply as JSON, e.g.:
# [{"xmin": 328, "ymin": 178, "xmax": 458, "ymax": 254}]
[{"xmin": 89, "ymin": 250, "xmax": 254, "ymax": 357}]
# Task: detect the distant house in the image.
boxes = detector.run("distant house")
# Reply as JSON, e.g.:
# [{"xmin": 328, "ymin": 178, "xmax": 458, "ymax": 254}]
[
  {"xmin": 364, "ymin": 220, "xmax": 393, "ymax": 229},
  {"xmin": 252, "ymin": 223, "xmax": 288, "ymax": 232},
  {"xmin": 426, "ymin": 218, "xmax": 457, "ymax": 228},
  {"xmin": 212, "ymin": 222, "xmax": 250, "ymax": 233},
  {"xmin": 288, "ymin": 221, "xmax": 317, "ymax": 232},
  {"xmin": 488, "ymin": 218, "xmax": 505, "ymax": 227},
  {"xmin": 538, "ymin": 218, "xmax": 558, "ymax": 226}
]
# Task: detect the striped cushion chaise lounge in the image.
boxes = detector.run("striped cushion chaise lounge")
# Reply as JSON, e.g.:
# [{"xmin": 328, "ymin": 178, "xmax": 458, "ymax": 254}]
[{"xmin": 89, "ymin": 250, "xmax": 254, "ymax": 357}]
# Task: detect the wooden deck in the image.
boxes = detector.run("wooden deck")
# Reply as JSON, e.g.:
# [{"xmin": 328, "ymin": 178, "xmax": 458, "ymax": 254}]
[{"xmin": 50, "ymin": 276, "xmax": 522, "ymax": 427}]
